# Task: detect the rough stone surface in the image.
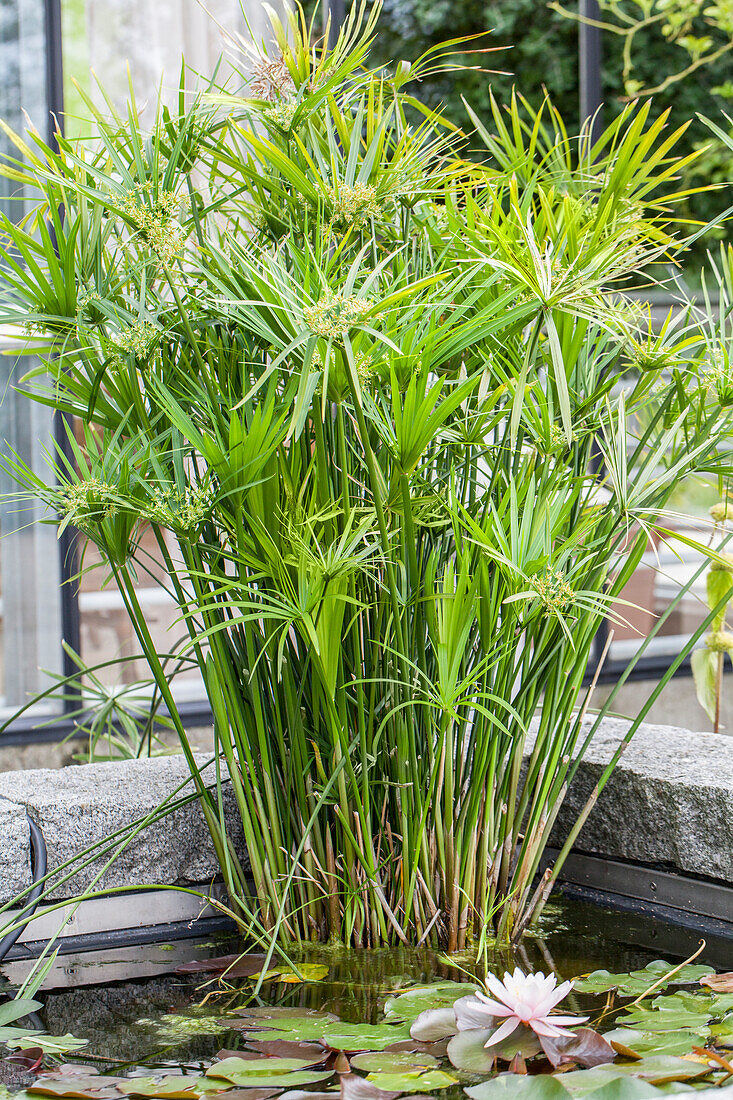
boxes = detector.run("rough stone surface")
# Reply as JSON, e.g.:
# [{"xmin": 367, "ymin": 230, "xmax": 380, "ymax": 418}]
[
  {"xmin": 0, "ymin": 754, "xmax": 244, "ymax": 903},
  {"xmin": 0, "ymin": 797, "xmax": 32, "ymax": 899},
  {"xmin": 544, "ymin": 717, "xmax": 733, "ymax": 882}
]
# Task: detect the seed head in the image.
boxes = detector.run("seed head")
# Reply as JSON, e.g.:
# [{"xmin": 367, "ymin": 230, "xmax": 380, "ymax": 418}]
[
  {"xmin": 706, "ymin": 630, "xmax": 733, "ymax": 653},
  {"xmin": 528, "ymin": 569, "xmax": 576, "ymax": 614},
  {"xmin": 120, "ymin": 184, "xmax": 186, "ymax": 265},
  {"xmin": 248, "ymin": 51, "xmax": 295, "ymax": 101},
  {"xmin": 111, "ymin": 320, "xmax": 159, "ymax": 360},
  {"xmin": 60, "ymin": 479, "xmax": 118, "ymax": 529},
  {"xmin": 304, "ymin": 291, "xmax": 373, "ymax": 342},
  {"xmin": 327, "ymin": 183, "xmax": 382, "ymax": 231},
  {"xmin": 710, "ymin": 502, "xmax": 733, "ymax": 525}
]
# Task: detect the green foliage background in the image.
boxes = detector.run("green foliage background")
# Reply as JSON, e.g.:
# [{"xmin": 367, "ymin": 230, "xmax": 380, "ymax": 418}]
[{"xmin": 306, "ymin": 0, "xmax": 733, "ymax": 257}]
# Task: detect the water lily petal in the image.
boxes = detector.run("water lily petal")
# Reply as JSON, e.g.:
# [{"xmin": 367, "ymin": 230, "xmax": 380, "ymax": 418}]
[
  {"xmin": 530, "ymin": 1019, "xmax": 577, "ymax": 1039},
  {"xmin": 484, "ymin": 1018, "xmax": 521, "ymax": 1047}
]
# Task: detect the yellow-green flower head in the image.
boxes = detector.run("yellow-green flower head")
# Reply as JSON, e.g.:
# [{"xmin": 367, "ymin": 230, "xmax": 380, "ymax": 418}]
[
  {"xmin": 706, "ymin": 630, "xmax": 733, "ymax": 653},
  {"xmin": 146, "ymin": 484, "xmax": 212, "ymax": 533},
  {"xmin": 120, "ymin": 184, "xmax": 185, "ymax": 265},
  {"xmin": 710, "ymin": 551, "xmax": 733, "ymax": 573},
  {"xmin": 710, "ymin": 501, "xmax": 733, "ymax": 524},
  {"xmin": 528, "ymin": 569, "xmax": 576, "ymax": 614},
  {"xmin": 111, "ymin": 320, "xmax": 159, "ymax": 361},
  {"xmin": 264, "ymin": 100, "xmax": 298, "ymax": 131},
  {"xmin": 304, "ymin": 291, "xmax": 373, "ymax": 342},
  {"xmin": 327, "ymin": 182, "xmax": 382, "ymax": 231},
  {"xmin": 61, "ymin": 478, "xmax": 118, "ymax": 529}
]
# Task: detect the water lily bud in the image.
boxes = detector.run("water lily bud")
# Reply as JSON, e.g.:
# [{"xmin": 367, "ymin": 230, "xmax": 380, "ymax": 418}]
[
  {"xmin": 706, "ymin": 630, "xmax": 733, "ymax": 653},
  {"xmin": 710, "ymin": 502, "xmax": 733, "ymax": 523}
]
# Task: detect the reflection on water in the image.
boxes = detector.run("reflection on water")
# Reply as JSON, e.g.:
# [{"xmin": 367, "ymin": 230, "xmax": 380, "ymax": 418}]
[{"xmin": 25, "ymin": 893, "xmax": 732, "ymax": 1070}]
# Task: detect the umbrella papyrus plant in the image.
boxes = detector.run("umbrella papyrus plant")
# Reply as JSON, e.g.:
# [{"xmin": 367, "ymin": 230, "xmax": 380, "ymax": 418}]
[{"xmin": 0, "ymin": 3, "xmax": 732, "ymax": 949}]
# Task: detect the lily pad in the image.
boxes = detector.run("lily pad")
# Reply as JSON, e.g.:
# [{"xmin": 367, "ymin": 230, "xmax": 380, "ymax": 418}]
[
  {"xmin": 446, "ymin": 1029, "xmax": 496, "ymax": 1073},
  {"xmin": 466, "ymin": 1075, "xmax": 570, "ymax": 1100},
  {"xmin": 339, "ymin": 1075, "xmax": 400, "ymax": 1100},
  {"xmin": 538, "ymin": 1028, "xmax": 616, "ymax": 1069},
  {"xmin": 321, "ymin": 1026, "xmax": 411, "ymax": 1053},
  {"xmin": 364, "ymin": 1070, "xmax": 456, "ymax": 1093},
  {"xmin": 117, "ymin": 1079, "xmax": 210, "ymax": 1098},
  {"xmin": 206, "ymin": 1058, "xmax": 321, "ymax": 1082},
  {"xmin": 243, "ymin": 1042, "xmax": 328, "ymax": 1066},
  {"xmin": 349, "ymin": 1054, "xmax": 437, "ymax": 1073},
  {"xmin": 28, "ymin": 1078, "xmax": 124, "ymax": 1099},
  {"xmin": 574, "ymin": 963, "xmax": 711, "ymax": 997},
  {"xmin": 408, "ymin": 1008, "xmax": 457, "ymax": 1042},
  {"xmin": 384, "ymin": 984, "xmax": 476, "ymax": 1024},
  {"xmin": 603, "ymin": 1028, "xmax": 708, "ymax": 1058},
  {"xmin": 577, "ymin": 1081, "xmax": 660, "ymax": 1100},
  {"xmin": 6, "ymin": 1035, "xmax": 88, "ymax": 1055},
  {"xmin": 248, "ymin": 965, "xmax": 330, "ymax": 984}
]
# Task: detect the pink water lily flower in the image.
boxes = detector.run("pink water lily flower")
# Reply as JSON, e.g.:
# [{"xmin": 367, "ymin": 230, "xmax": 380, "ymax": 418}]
[{"xmin": 477, "ymin": 967, "xmax": 588, "ymax": 1046}]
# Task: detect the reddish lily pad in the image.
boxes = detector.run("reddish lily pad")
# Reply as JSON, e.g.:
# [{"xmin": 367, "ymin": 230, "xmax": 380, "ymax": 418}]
[
  {"xmin": 539, "ymin": 1028, "xmax": 616, "ymax": 1069},
  {"xmin": 244, "ymin": 1041, "xmax": 328, "ymax": 1065},
  {"xmin": 176, "ymin": 955, "xmax": 267, "ymax": 978},
  {"xmin": 339, "ymin": 1074, "xmax": 400, "ymax": 1100}
]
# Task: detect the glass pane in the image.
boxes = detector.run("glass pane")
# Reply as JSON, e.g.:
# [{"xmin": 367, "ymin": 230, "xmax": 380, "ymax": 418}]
[{"xmin": 0, "ymin": 0, "xmax": 64, "ymax": 720}]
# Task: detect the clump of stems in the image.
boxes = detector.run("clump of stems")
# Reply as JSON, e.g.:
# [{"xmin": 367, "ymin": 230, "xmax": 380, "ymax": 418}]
[{"xmin": 1, "ymin": 2, "xmax": 732, "ymax": 948}]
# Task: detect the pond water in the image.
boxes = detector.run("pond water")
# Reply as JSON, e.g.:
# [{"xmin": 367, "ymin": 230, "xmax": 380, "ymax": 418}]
[{"xmin": 12, "ymin": 894, "xmax": 730, "ymax": 1070}]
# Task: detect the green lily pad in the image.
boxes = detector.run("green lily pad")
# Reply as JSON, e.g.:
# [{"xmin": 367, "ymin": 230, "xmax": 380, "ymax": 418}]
[
  {"xmin": 618, "ymin": 993, "xmax": 717, "ymax": 1034},
  {"xmin": 384, "ymin": 983, "xmax": 476, "ymax": 1024},
  {"xmin": 604, "ymin": 1027, "xmax": 708, "ymax": 1057},
  {"xmin": 446, "ymin": 1029, "xmax": 496, "ymax": 1073},
  {"xmin": 206, "ymin": 1058, "xmax": 320, "ymax": 1081},
  {"xmin": 465, "ymin": 1075, "xmax": 571, "ymax": 1100},
  {"xmin": 350, "ymin": 1053, "xmax": 438, "ymax": 1073},
  {"xmin": 117, "ymin": 1079, "xmax": 209, "ymax": 1098},
  {"xmin": 248, "ymin": 965, "xmax": 330, "ymax": 984},
  {"xmin": 6, "ymin": 1034, "xmax": 89, "ymax": 1055},
  {"xmin": 206, "ymin": 1072, "xmax": 332, "ymax": 1089},
  {"xmin": 239, "ymin": 1020, "xmax": 338, "ymax": 1043},
  {"xmin": 595, "ymin": 1056, "xmax": 712, "ymax": 1084},
  {"xmin": 574, "ymin": 962, "xmax": 710, "ymax": 997},
  {"xmin": 365, "ymin": 1069, "xmax": 456, "ymax": 1092},
  {"xmin": 579, "ymin": 1080, "xmax": 660, "ymax": 1100},
  {"xmin": 320, "ymin": 1025, "xmax": 411, "ymax": 1052}
]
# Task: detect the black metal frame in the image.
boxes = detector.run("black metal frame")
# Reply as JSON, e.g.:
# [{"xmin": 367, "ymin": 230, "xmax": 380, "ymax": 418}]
[{"xmin": 2, "ymin": 0, "xmax": 703, "ymax": 744}]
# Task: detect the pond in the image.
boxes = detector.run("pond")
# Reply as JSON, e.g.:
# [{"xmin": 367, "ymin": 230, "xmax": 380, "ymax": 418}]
[{"xmin": 1, "ymin": 895, "xmax": 731, "ymax": 1100}]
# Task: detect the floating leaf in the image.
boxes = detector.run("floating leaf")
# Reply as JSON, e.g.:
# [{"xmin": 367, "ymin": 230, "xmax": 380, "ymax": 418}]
[
  {"xmin": 604, "ymin": 1028, "xmax": 707, "ymax": 1058},
  {"xmin": 466, "ymin": 1075, "xmax": 570, "ymax": 1100},
  {"xmin": 206, "ymin": 1058, "xmax": 321, "ymax": 1082},
  {"xmin": 364, "ymin": 1069, "xmax": 456, "ymax": 1093},
  {"xmin": 574, "ymin": 1081, "xmax": 660, "ymax": 1100},
  {"xmin": 408, "ymin": 1009, "xmax": 456, "ymax": 1042},
  {"xmin": 539, "ymin": 1028, "xmax": 616, "ymax": 1069},
  {"xmin": 249, "ymin": 966, "xmax": 330, "ymax": 985},
  {"xmin": 619, "ymin": 993, "xmax": 717, "ymax": 1034},
  {"xmin": 28, "ymin": 1077, "xmax": 124, "ymax": 1099},
  {"xmin": 117, "ymin": 1078, "xmax": 208, "ymax": 1098},
  {"xmin": 176, "ymin": 955, "xmax": 267, "ymax": 978},
  {"xmin": 350, "ymin": 1053, "xmax": 437, "ymax": 1074},
  {"xmin": 700, "ymin": 972, "xmax": 733, "ymax": 993},
  {"xmin": 321, "ymin": 1026, "xmax": 411, "ymax": 1053},
  {"xmin": 244, "ymin": 1041, "xmax": 328, "ymax": 1066},
  {"xmin": 384, "ymin": 984, "xmax": 475, "ymax": 1024},
  {"xmin": 7, "ymin": 1035, "xmax": 89, "ymax": 1056},
  {"xmin": 453, "ymin": 996, "xmax": 493, "ymax": 1032},
  {"xmin": 446, "ymin": 1028, "xmax": 496, "ymax": 1073},
  {"xmin": 574, "ymin": 962, "xmax": 710, "ymax": 997},
  {"xmin": 339, "ymin": 1074, "xmax": 400, "ymax": 1100},
  {"xmin": 207, "ymin": 1072, "xmax": 333, "ymax": 1089}
]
